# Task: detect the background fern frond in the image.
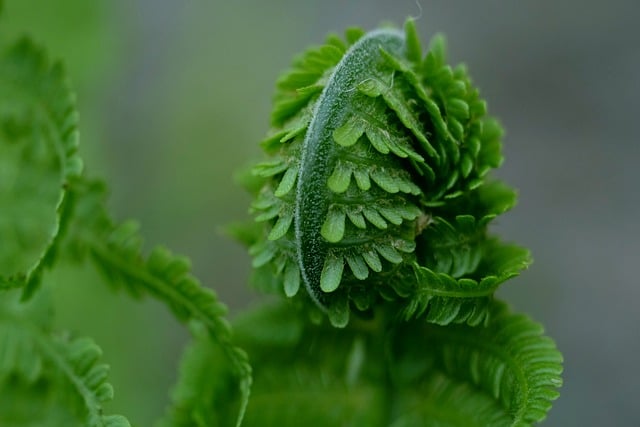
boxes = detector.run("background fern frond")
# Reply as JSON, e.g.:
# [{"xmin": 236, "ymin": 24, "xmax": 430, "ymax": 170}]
[
  {"xmin": 0, "ymin": 290, "xmax": 129, "ymax": 427},
  {"xmin": 0, "ymin": 290, "xmax": 50, "ymax": 383},
  {"xmin": 39, "ymin": 336, "xmax": 131, "ymax": 427},
  {"xmin": 0, "ymin": 37, "xmax": 82, "ymax": 290},
  {"xmin": 61, "ymin": 178, "xmax": 251, "ymax": 426}
]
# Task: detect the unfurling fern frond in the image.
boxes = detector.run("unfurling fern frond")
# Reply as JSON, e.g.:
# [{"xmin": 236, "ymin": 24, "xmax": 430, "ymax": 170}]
[
  {"xmin": 240, "ymin": 19, "xmax": 526, "ymax": 327},
  {"xmin": 389, "ymin": 240, "xmax": 529, "ymax": 327},
  {"xmin": 0, "ymin": 38, "xmax": 82, "ymax": 290},
  {"xmin": 232, "ymin": 18, "xmax": 562, "ymax": 424}
]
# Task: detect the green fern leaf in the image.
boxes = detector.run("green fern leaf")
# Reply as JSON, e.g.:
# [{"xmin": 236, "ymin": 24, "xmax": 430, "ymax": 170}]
[
  {"xmin": 389, "ymin": 372, "xmax": 513, "ymax": 426},
  {"xmin": 395, "ymin": 239, "xmax": 530, "ymax": 326},
  {"xmin": 46, "ymin": 336, "xmax": 131, "ymax": 427},
  {"xmin": 0, "ymin": 291, "xmax": 130, "ymax": 426},
  {"xmin": 391, "ymin": 300, "xmax": 563, "ymax": 426},
  {"xmin": 0, "ymin": 38, "xmax": 82, "ymax": 289},
  {"xmin": 271, "ymin": 36, "xmax": 346, "ymax": 127},
  {"xmin": 62, "ymin": 178, "xmax": 251, "ymax": 427}
]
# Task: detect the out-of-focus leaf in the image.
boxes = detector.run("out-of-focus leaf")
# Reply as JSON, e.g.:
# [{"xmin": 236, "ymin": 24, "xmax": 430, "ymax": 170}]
[{"xmin": 0, "ymin": 38, "xmax": 81, "ymax": 289}]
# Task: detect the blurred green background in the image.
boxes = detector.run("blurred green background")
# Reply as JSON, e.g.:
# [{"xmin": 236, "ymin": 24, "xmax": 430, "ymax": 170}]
[{"xmin": 2, "ymin": 0, "xmax": 638, "ymax": 425}]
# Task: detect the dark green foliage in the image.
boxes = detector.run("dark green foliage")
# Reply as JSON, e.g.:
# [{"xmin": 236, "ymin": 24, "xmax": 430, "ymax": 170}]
[
  {"xmin": 0, "ymin": 10, "xmax": 561, "ymax": 427},
  {"xmin": 170, "ymin": 301, "xmax": 561, "ymax": 426}
]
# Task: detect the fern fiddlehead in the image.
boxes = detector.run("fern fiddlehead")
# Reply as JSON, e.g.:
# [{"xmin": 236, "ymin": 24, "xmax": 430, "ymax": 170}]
[
  {"xmin": 245, "ymin": 20, "xmax": 527, "ymax": 327},
  {"xmin": 231, "ymin": 18, "xmax": 562, "ymax": 426}
]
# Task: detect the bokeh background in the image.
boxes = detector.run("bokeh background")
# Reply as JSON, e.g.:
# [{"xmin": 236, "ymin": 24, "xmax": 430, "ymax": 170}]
[{"xmin": 2, "ymin": 0, "xmax": 638, "ymax": 425}]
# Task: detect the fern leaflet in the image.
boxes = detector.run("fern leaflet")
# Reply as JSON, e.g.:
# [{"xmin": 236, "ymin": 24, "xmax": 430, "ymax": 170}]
[
  {"xmin": 391, "ymin": 300, "xmax": 563, "ymax": 425},
  {"xmin": 0, "ymin": 38, "xmax": 82, "ymax": 290},
  {"xmin": 0, "ymin": 290, "xmax": 129, "ymax": 426}
]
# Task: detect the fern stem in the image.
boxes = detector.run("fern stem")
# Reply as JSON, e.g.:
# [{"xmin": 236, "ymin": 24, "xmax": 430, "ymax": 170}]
[
  {"xmin": 90, "ymin": 245, "xmax": 224, "ymax": 334},
  {"xmin": 91, "ymin": 240, "xmax": 250, "ymax": 378},
  {"xmin": 87, "ymin": 243, "xmax": 251, "ymax": 426},
  {"xmin": 32, "ymin": 334, "xmax": 103, "ymax": 423}
]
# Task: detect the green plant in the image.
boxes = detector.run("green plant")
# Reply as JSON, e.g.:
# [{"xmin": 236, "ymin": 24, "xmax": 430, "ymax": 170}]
[{"xmin": 0, "ymin": 6, "xmax": 562, "ymax": 426}]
